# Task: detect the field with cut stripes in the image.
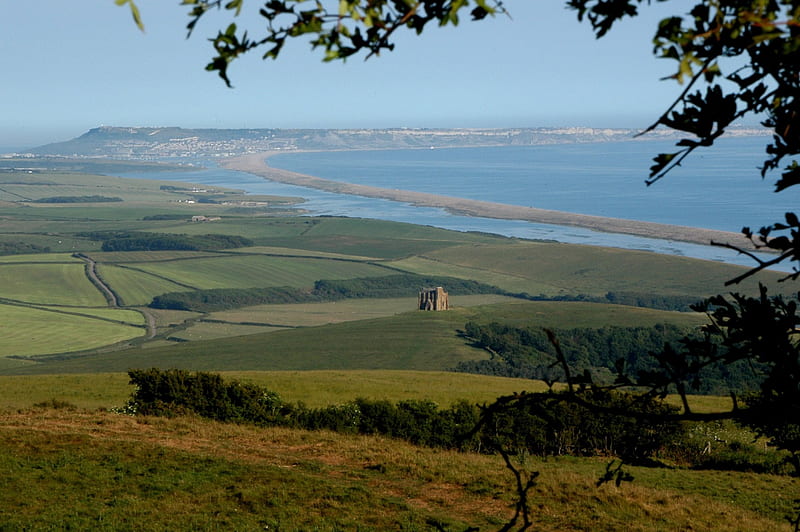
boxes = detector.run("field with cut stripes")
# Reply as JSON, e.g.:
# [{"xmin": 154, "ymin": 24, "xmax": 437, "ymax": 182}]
[
  {"xmin": 0, "ymin": 303, "xmax": 144, "ymax": 358},
  {"xmin": 0, "ymin": 262, "xmax": 106, "ymax": 306}
]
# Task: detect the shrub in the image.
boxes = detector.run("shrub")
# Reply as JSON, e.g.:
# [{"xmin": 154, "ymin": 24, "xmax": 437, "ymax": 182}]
[
  {"xmin": 479, "ymin": 390, "xmax": 681, "ymax": 463},
  {"xmin": 126, "ymin": 368, "xmax": 290, "ymax": 424}
]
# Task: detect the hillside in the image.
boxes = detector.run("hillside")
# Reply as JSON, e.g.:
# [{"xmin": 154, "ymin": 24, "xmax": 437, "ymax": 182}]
[
  {"xmin": 0, "ymin": 407, "xmax": 791, "ymax": 531},
  {"xmin": 26, "ymin": 125, "xmax": 721, "ymax": 159},
  {"xmin": 0, "ymin": 166, "xmax": 790, "ymax": 376}
]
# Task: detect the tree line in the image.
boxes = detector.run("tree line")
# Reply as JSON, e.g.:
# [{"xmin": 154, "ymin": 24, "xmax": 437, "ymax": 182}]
[
  {"xmin": 149, "ymin": 273, "xmax": 510, "ymax": 311},
  {"xmin": 75, "ymin": 230, "xmax": 253, "ymax": 252},
  {"xmin": 456, "ymin": 322, "xmax": 763, "ymax": 395}
]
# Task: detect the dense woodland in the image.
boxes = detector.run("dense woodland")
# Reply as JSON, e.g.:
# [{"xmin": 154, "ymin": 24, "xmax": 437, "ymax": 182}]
[
  {"xmin": 31, "ymin": 195, "xmax": 122, "ymax": 203},
  {"xmin": 0, "ymin": 241, "xmax": 50, "ymax": 256},
  {"xmin": 456, "ymin": 322, "xmax": 761, "ymax": 395},
  {"xmin": 76, "ymin": 231, "xmax": 253, "ymax": 252}
]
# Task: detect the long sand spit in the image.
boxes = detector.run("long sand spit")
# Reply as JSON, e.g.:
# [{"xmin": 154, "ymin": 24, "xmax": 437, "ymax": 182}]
[{"xmin": 223, "ymin": 151, "xmax": 755, "ymax": 250}]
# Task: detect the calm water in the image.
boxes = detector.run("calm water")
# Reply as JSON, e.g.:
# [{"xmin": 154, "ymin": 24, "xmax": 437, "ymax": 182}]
[
  {"xmin": 115, "ymin": 138, "xmax": 793, "ymax": 271},
  {"xmin": 268, "ymin": 137, "xmax": 797, "ymax": 234}
]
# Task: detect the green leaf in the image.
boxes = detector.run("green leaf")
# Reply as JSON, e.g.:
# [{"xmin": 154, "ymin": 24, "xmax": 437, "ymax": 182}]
[{"xmin": 115, "ymin": 0, "xmax": 145, "ymax": 31}]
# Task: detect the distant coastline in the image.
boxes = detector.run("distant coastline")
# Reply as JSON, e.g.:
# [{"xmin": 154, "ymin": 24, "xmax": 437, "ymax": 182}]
[{"xmin": 222, "ymin": 151, "xmax": 755, "ymax": 250}]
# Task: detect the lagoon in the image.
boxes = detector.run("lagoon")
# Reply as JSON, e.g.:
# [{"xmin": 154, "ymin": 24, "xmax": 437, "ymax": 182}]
[{"xmin": 117, "ymin": 137, "xmax": 792, "ymax": 271}]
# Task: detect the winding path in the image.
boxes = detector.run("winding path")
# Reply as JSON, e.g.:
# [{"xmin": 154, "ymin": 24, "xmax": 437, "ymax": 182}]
[
  {"xmin": 75, "ymin": 254, "xmax": 157, "ymax": 338},
  {"xmin": 77, "ymin": 254, "xmax": 118, "ymax": 307}
]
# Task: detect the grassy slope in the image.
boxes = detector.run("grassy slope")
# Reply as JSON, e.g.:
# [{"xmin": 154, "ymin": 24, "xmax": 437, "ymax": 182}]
[
  {"xmin": 0, "ymin": 263, "xmax": 106, "ymax": 306},
  {"xmin": 205, "ymin": 294, "xmax": 519, "ymax": 327},
  {"xmin": 0, "ymin": 408, "xmax": 791, "ymax": 531},
  {"xmin": 3, "ymin": 301, "xmax": 706, "ymax": 375},
  {"xmin": 390, "ymin": 241, "xmax": 790, "ymax": 298},
  {"xmin": 0, "ymin": 371, "xmax": 549, "ymax": 411}
]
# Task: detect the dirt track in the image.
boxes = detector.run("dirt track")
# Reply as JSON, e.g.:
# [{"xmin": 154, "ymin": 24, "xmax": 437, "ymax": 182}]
[{"xmin": 222, "ymin": 152, "xmax": 754, "ymax": 250}]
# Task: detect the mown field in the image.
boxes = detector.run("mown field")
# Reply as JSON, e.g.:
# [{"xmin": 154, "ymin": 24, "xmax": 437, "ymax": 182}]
[{"xmin": 0, "ymin": 304, "xmax": 144, "ymax": 362}]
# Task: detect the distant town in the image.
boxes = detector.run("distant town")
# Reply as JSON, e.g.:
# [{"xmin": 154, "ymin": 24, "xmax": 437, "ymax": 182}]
[{"xmin": 6, "ymin": 125, "xmax": 769, "ymax": 161}]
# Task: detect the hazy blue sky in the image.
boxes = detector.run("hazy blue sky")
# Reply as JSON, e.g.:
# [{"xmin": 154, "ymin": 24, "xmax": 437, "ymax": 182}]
[{"xmin": 1, "ymin": 1, "xmax": 695, "ymax": 148}]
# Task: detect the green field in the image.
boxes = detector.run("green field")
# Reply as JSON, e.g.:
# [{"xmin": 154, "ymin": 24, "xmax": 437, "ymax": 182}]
[
  {"xmin": 0, "ymin": 303, "xmax": 144, "ymax": 357},
  {"xmin": 0, "ymin": 263, "xmax": 106, "ymax": 306},
  {"xmin": 207, "ymin": 294, "xmax": 519, "ymax": 327},
  {"xmin": 98, "ymin": 264, "xmax": 193, "ymax": 305},
  {"xmin": 390, "ymin": 241, "xmax": 789, "ymax": 298},
  {"xmin": 121, "ymin": 254, "xmax": 393, "ymax": 290},
  {"xmin": 0, "ymin": 370, "xmax": 548, "ymax": 411},
  {"xmin": 0, "ymin": 301, "xmax": 707, "ymax": 375},
  {"xmin": 0, "ymin": 252, "xmax": 84, "ymax": 263}
]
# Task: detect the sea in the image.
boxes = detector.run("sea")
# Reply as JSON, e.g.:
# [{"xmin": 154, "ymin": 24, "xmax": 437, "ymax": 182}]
[{"xmin": 116, "ymin": 136, "xmax": 797, "ymax": 271}]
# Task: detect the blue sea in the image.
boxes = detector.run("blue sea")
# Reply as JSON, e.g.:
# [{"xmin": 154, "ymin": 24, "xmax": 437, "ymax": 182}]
[
  {"xmin": 269, "ymin": 137, "xmax": 796, "ymax": 234},
  {"xmin": 116, "ymin": 136, "xmax": 796, "ymax": 270}
]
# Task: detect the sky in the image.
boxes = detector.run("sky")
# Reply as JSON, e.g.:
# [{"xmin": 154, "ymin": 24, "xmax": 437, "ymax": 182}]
[{"xmin": 0, "ymin": 0, "xmax": 698, "ymax": 148}]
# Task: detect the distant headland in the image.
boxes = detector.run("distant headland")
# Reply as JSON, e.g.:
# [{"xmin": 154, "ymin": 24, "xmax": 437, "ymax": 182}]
[{"xmin": 25, "ymin": 125, "xmax": 768, "ymax": 159}]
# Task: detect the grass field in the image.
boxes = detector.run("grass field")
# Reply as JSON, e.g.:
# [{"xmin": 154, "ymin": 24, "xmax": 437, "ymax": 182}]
[
  {"xmin": 0, "ymin": 369, "xmax": 735, "ymax": 412},
  {"xmin": 0, "ymin": 304, "xmax": 144, "ymax": 357},
  {"xmin": 390, "ymin": 241, "xmax": 790, "ymax": 298},
  {"xmin": 167, "ymin": 321, "xmax": 281, "ymax": 341},
  {"xmin": 0, "ymin": 370, "xmax": 548, "ymax": 411},
  {"xmin": 0, "ymin": 252, "xmax": 84, "ymax": 263},
  {"xmin": 207, "ymin": 294, "xmax": 519, "ymax": 327},
  {"xmin": 0, "ymin": 408, "xmax": 792, "ymax": 531},
  {"xmin": 98, "ymin": 264, "xmax": 194, "ymax": 305},
  {"xmin": 0, "ymin": 263, "xmax": 106, "ymax": 306},
  {"xmin": 224, "ymin": 245, "xmax": 385, "ymax": 261},
  {"xmin": 53, "ymin": 307, "xmax": 145, "ymax": 325},
  {"xmin": 0, "ymin": 301, "xmax": 706, "ymax": 375},
  {"xmin": 121, "ymin": 254, "xmax": 393, "ymax": 290}
]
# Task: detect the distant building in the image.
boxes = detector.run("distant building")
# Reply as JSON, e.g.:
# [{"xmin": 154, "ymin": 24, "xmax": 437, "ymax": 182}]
[{"xmin": 418, "ymin": 287, "xmax": 449, "ymax": 311}]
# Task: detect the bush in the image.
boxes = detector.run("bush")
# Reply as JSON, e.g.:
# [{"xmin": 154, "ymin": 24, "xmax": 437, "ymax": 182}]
[
  {"xmin": 480, "ymin": 390, "xmax": 681, "ymax": 463},
  {"xmin": 662, "ymin": 420, "xmax": 794, "ymax": 474},
  {"xmin": 126, "ymin": 368, "xmax": 290, "ymax": 424}
]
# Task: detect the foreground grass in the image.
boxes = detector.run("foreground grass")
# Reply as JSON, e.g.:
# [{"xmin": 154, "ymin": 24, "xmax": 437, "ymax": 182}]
[
  {"xmin": 0, "ymin": 371, "xmax": 550, "ymax": 411},
  {"xmin": 0, "ymin": 369, "xmax": 735, "ymax": 413},
  {"xmin": 0, "ymin": 408, "xmax": 792, "ymax": 531}
]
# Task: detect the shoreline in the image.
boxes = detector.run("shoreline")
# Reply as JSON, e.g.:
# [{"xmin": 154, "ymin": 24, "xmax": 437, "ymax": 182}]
[{"xmin": 221, "ymin": 151, "xmax": 754, "ymax": 250}]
